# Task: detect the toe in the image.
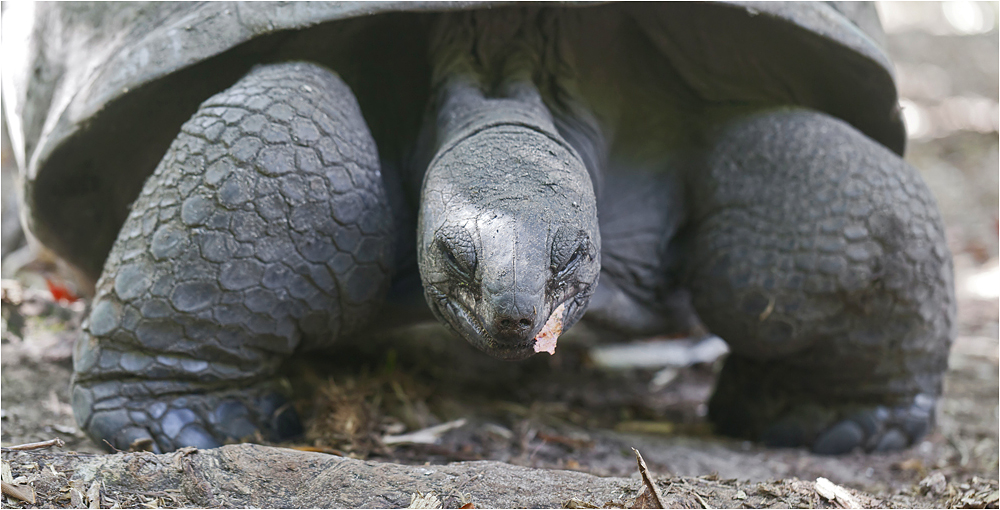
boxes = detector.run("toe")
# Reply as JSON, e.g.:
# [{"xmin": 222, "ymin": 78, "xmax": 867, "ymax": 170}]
[
  {"xmin": 211, "ymin": 399, "xmax": 259, "ymax": 441},
  {"xmin": 873, "ymin": 428, "xmax": 909, "ymax": 452},
  {"xmin": 174, "ymin": 423, "xmax": 223, "ymax": 449},
  {"xmin": 812, "ymin": 420, "xmax": 865, "ymax": 454},
  {"xmin": 113, "ymin": 426, "xmax": 160, "ymax": 453}
]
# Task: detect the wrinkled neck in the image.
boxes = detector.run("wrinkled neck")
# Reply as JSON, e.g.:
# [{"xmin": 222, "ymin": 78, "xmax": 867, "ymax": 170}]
[
  {"xmin": 418, "ymin": 9, "xmax": 607, "ymax": 194},
  {"xmin": 432, "ymin": 80, "xmax": 573, "ymax": 166}
]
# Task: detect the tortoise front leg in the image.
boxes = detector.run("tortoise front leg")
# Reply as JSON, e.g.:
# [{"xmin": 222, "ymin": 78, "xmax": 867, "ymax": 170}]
[
  {"xmin": 687, "ymin": 109, "xmax": 954, "ymax": 454},
  {"xmin": 72, "ymin": 62, "xmax": 395, "ymax": 452}
]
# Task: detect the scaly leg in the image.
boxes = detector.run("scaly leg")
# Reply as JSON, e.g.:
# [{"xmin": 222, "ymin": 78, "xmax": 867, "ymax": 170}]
[
  {"xmin": 72, "ymin": 62, "xmax": 395, "ymax": 452},
  {"xmin": 687, "ymin": 109, "xmax": 953, "ymax": 454}
]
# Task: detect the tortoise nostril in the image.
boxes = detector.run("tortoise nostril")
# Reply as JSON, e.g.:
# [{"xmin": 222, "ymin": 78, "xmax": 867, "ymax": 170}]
[{"xmin": 495, "ymin": 314, "xmax": 533, "ymax": 336}]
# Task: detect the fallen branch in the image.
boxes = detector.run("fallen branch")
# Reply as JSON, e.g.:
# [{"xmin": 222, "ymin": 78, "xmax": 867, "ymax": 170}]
[{"xmin": 1, "ymin": 438, "xmax": 65, "ymax": 452}]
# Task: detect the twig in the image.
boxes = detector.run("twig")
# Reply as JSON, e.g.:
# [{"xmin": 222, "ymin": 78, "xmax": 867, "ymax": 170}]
[
  {"xmin": 691, "ymin": 490, "xmax": 712, "ymax": 510},
  {"xmin": 382, "ymin": 419, "xmax": 467, "ymax": 445},
  {"xmin": 632, "ymin": 448, "xmax": 665, "ymax": 509},
  {"xmin": 1, "ymin": 438, "xmax": 65, "ymax": 452},
  {"xmin": 103, "ymin": 439, "xmax": 123, "ymax": 453},
  {"xmin": 681, "ymin": 479, "xmax": 713, "ymax": 509}
]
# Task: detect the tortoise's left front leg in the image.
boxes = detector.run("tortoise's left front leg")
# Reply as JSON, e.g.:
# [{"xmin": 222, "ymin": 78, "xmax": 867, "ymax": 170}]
[{"xmin": 71, "ymin": 62, "xmax": 395, "ymax": 452}]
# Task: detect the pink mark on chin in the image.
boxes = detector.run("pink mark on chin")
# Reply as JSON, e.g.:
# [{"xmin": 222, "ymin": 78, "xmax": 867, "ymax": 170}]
[{"xmin": 533, "ymin": 302, "xmax": 566, "ymax": 355}]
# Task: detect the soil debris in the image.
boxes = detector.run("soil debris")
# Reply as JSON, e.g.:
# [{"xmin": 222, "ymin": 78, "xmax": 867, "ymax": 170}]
[
  {"xmin": 815, "ymin": 476, "xmax": 862, "ymax": 508},
  {"xmin": 920, "ymin": 470, "xmax": 949, "ymax": 496}
]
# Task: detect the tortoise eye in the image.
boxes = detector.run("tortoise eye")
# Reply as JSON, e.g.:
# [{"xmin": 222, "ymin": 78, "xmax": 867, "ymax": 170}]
[
  {"xmin": 551, "ymin": 227, "xmax": 589, "ymax": 277},
  {"xmin": 440, "ymin": 242, "xmax": 466, "ymax": 274},
  {"xmin": 435, "ymin": 227, "xmax": 477, "ymax": 280},
  {"xmin": 443, "ymin": 245, "xmax": 460, "ymax": 266},
  {"xmin": 554, "ymin": 244, "xmax": 586, "ymax": 278}
]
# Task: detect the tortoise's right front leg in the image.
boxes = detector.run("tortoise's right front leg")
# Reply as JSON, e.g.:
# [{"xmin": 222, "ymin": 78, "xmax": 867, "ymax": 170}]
[
  {"xmin": 687, "ymin": 109, "xmax": 953, "ymax": 454},
  {"xmin": 72, "ymin": 62, "xmax": 394, "ymax": 452}
]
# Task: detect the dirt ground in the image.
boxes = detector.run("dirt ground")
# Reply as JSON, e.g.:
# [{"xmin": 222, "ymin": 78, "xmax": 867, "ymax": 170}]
[
  {"xmin": 1, "ymin": 266, "xmax": 996, "ymax": 508},
  {"xmin": 2, "ymin": 2, "xmax": 998, "ymax": 508}
]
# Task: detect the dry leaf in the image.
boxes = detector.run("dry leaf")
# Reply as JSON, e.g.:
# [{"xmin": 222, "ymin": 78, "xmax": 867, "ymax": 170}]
[
  {"xmin": 631, "ymin": 488, "xmax": 660, "ymax": 509},
  {"xmin": 407, "ymin": 492, "xmax": 442, "ymax": 509},
  {"xmin": 630, "ymin": 448, "xmax": 664, "ymax": 509}
]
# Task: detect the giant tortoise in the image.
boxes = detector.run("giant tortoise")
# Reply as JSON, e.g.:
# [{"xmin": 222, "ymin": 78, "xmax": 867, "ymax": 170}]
[{"xmin": 2, "ymin": 2, "xmax": 953, "ymax": 455}]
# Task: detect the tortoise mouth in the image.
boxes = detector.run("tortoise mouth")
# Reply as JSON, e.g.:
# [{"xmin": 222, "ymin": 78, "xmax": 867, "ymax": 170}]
[{"xmin": 426, "ymin": 286, "xmax": 580, "ymax": 361}]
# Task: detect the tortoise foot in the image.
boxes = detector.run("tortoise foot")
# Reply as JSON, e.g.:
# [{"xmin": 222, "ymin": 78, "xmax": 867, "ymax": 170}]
[
  {"xmin": 707, "ymin": 355, "xmax": 936, "ymax": 455},
  {"xmin": 74, "ymin": 380, "xmax": 302, "ymax": 453},
  {"xmin": 758, "ymin": 395, "xmax": 935, "ymax": 454}
]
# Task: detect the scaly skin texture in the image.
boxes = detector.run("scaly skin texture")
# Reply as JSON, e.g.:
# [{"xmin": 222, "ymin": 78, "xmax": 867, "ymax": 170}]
[
  {"xmin": 688, "ymin": 109, "xmax": 954, "ymax": 453},
  {"xmin": 72, "ymin": 62, "xmax": 394, "ymax": 452}
]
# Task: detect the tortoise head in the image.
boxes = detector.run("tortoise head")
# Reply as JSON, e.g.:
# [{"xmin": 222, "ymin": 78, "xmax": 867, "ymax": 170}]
[{"xmin": 418, "ymin": 117, "xmax": 600, "ymax": 361}]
